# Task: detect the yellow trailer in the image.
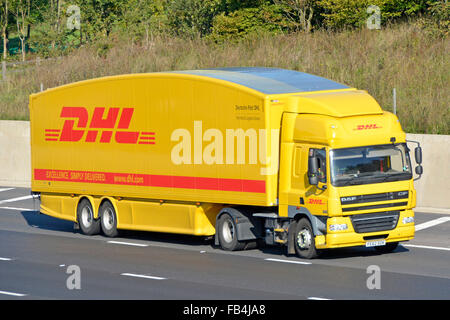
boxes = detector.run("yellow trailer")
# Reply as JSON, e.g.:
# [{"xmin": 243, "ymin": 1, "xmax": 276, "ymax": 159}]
[{"xmin": 30, "ymin": 67, "xmax": 422, "ymax": 258}]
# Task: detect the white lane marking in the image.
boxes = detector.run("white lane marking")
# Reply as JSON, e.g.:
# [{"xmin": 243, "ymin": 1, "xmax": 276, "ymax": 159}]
[
  {"xmin": 308, "ymin": 297, "xmax": 332, "ymax": 300},
  {"xmin": 0, "ymin": 188, "xmax": 15, "ymax": 193},
  {"xmin": 0, "ymin": 257, "xmax": 13, "ymax": 261},
  {"xmin": 403, "ymin": 244, "xmax": 450, "ymax": 252},
  {"xmin": 415, "ymin": 217, "xmax": 450, "ymax": 232},
  {"xmin": 0, "ymin": 206, "xmax": 34, "ymax": 211},
  {"xmin": 121, "ymin": 273, "xmax": 166, "ymax": 280},
  {"xmin": 107, "ymin": 240, "xmax": 149, "ymax": 247},
  {"xmin": 0, "ymin": 195, "xmax": 36, "ymax": 205},
  {"xmin": 0, "ymin": 290, "xmax": 27, "ymax": 297},
  {"xmin": 265, "ymin": 258, "xmax": 312, "ymax": 265}
]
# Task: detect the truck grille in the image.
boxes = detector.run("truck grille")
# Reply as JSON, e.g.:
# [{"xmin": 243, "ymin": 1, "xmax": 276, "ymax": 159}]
[
  {"xmin": 341, "ymin": 191, "xmax": 408, "ymax": 205},
  {"xmin": 350, "ymin": 211, "xmax": 400, "ymax": 233},
  {"xmin": 342, "ymin": 201, "xmax": 407, "ymax": 212}
]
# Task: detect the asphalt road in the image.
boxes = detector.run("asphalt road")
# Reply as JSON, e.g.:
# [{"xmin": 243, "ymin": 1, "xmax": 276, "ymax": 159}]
[{"xmin": 0, "ymin": 186, "xmax": 449, "ymax": 301}]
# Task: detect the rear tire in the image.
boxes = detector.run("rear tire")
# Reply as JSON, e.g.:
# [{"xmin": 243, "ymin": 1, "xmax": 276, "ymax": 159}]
[
  {"xmin": 99, "ymin": 201, "xmax": 119, "ymax": 237},
  {"xmin": 77, "ymin": 198, "xmax": 100, "ymax": 236},
  {"xmin": 294, "ymin": 218, "xmax": 318, "ymax": 259},
  {"xmin": 217, "ymin": 213, "xmax": 246, "ymax": 251}
]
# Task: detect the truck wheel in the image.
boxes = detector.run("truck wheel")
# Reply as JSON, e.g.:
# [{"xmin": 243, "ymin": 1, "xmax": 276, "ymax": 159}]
[
  {"xmin": 294, "ymin": 218, "xmax": 318, "ymax": 259},
  {"xmin": 99, "ymin": 201, "xmax": 119, "ymax": 237},
  {"xmin": 77, "ymin": 198, "xmax": 100, "ymax": 236},
  {"xmin": 217, "ymin": 213, "xmax": 245, "ymax": 251},
  {"xmin": 374, "ymin": 242, "xmax": 398, "ymax": 254}
]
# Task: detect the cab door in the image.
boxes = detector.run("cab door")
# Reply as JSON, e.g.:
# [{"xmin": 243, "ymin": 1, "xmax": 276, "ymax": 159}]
[
  {"xmin": 279, "ymin": 143, "xmax": 329, "ymax": 217},
  {"xmin": 303, "ymin": 146, "xmax": 329, "ymax": 216}
]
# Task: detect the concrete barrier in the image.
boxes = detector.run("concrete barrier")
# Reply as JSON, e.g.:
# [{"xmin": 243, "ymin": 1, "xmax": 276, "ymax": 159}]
[
  {"xmin": 0, "ymin": 120, "xmax": 30, "ymax": 188},
  {"xmin": 0, "ymin": 120, "xmax": 449, "ymax": 211},
  {"xmin": 406, "ymin": 134, "xmax": 450, "ymax": 213}
]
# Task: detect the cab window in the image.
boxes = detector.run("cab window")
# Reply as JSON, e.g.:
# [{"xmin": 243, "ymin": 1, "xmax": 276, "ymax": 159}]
[{"xmin": 311, "ymin": 148, "xmax": 327, "ymax": 183}]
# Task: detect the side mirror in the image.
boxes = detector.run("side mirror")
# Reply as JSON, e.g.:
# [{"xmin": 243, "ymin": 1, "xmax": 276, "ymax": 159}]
[
  {"xmin": 407, "ymin": 140, "xmax": 423, "ymax": 181},
  {"xmin": 415, "ymin": 165, "xmax": 423, "ymax": 175},
  {"xmin": 308, "ymin": 152, "xmax": 319, "ymax": 186},
  {"xmin": 308, "ymin": 174, "xmax": 319, "ymax": 186},
  {"xmin": 415, "ymin": 146, "xmax": 422, "ymax": 164}
]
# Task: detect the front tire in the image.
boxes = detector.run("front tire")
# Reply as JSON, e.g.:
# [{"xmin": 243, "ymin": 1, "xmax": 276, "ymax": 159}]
[
  {"xmin": 77, "ymin": 198, "xmax": 100, "ymax": 235},
  {"xmin": 294, "ymin": 218, "xmax": 319, "ymax": 259},
  {"xmin": 99, "ymin": 201, "xmax": 119, "ymax": 237}
]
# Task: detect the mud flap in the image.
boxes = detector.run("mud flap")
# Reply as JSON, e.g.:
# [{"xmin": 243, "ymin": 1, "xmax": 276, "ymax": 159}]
[
  {"xmin": 287, "ymin": 219, "xmax": 297, "ymax": 255},
  {"xmin": 214, "ymin": 207, "xmax": 262, "ymax": 246}
]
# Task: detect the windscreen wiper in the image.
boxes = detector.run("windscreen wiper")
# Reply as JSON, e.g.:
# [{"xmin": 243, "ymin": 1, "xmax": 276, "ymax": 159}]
[
  {"xmin": 378, "ymin": 172, "xmax": 410, "ymax": 182},
  {"xmin": 338, "ymin": 176, "xmax": 361, "ymax": 186},
  {"xmin": 339, "ymin": 172, "xmax": 384, "ymax": 185}
]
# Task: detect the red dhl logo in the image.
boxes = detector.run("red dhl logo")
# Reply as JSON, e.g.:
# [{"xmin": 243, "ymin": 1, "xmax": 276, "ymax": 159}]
[
  {"xmin": 354, "ymin": 124, "xmax": 382, "ymax": 131},
  {"xmin": 308, "ymin": 198, "xmax": 325, "ymax": 205},
  {"xmin": 44, "ymin": 107, "xmax": 155, "ymax": 145}
]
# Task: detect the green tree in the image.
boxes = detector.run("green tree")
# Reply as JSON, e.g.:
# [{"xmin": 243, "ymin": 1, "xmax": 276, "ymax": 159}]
[
  {"xmin": 221, "ymin": 0, "xmax": 270, "ymax": 13},
  {"xmin": 0, "ymin": 0, "xmax": 9, "ymax": 60},
  {"xmin": 120, "ymin": 0, "xmax": 167, "ymax": 47},
  {"xmin": 210, "ymin": 4, "xmax": 290, "ymax": 41},
  {"xmin": 273, "ymin": 0, "xmax": 315, "ymax": 32},
  {"xmin": 416, "ymin": 1, "xmax": 450, "ymax": 37},
  {"xmin": 11, "ymin": 0, "xmax": 33, "ymax": 61},
  {"xmin": 72, "ymin": 0, "xmax": 124, "ymax": 41},
  {"xmin": 165, "ymin": 0, "xmax": 224, "ymax": 38},
  {"xmin": 30, "ymin": 1, "xmax": 82, "ymax": 57}
]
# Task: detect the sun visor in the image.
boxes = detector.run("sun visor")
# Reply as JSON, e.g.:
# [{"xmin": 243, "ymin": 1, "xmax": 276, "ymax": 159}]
[{"xmin": 287, "ymin": 90, "xmax": 383, "ymax": 117}]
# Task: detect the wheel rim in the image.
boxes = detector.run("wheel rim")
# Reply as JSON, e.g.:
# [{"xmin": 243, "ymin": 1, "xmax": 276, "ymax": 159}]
[
  {"xmin": 103, "ymin": 207, "xmax": 114, "ymax": 231},
  {"xmin": 222, "ymin": 219, "xmax": 234, "ymax": 243},
  {"xmin": 81, "ymin": 206, "xmax": 93, "ymax": 228},
  {"xmin": 297, "ymin": 228, "xmax": 312, "ymax": 250}
]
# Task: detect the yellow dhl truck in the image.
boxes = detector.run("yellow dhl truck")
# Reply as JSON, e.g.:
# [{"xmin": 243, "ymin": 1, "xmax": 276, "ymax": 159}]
[{"xmin": 29, "ymin": 67, "xmax": 423, "ymax": 259}]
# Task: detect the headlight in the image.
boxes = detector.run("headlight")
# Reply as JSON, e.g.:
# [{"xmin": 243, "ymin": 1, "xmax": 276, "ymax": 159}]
[
  {"xmin": 402, "ymin": 217, "xmax": 414, "ymax": 224},
  {"xmin": 329, "ymin": 223, "xmax": 348, "ymax": 231}
]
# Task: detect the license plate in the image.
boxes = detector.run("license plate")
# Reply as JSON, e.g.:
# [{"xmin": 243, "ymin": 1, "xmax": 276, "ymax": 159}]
[{"xmin": 365, "ymin": 240, "xmax": 386, "ymax": 247}]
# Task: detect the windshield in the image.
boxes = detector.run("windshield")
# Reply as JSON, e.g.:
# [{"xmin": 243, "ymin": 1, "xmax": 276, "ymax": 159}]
[{"xmin": 330, "ymin": 144, "xmax": 412, "ymax": 186}]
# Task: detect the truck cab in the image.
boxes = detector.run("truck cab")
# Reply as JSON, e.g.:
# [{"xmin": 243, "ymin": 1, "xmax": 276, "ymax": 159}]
[{"xmin": 275, "ymin": 91, "xmax": 422, "ymax": 258}]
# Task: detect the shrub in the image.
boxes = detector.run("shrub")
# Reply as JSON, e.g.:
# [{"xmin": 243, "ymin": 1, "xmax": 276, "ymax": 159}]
[
  {"xmin": 318, "ymin": 0, "xmax": 429, "ymax": 29},
  {"xmin": 414, "ymin": 1, "xmax": 449, "ymax": 38},
  {"xmin": 210, "ymin": 4, "xmax": 291, "ymax": 41}
]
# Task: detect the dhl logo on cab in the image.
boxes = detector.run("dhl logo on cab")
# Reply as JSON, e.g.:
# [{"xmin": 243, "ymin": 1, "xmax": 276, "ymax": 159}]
[
  {"xmin": 308, "ymin": 198, "xmax": 325, "ymax": 205},
  {"xmin": 44, "ymin": 107, "xmax": 155, "ymax": 145},
  {"xmin": 353, "ymin": 124, "xmax": 382, "ymax": 131}
]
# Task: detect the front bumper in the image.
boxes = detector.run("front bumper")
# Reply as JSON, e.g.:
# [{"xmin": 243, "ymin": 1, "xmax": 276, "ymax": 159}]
[{"xmin": 315, "ymin": 209, "xmax": 415, "ymax": 249}]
